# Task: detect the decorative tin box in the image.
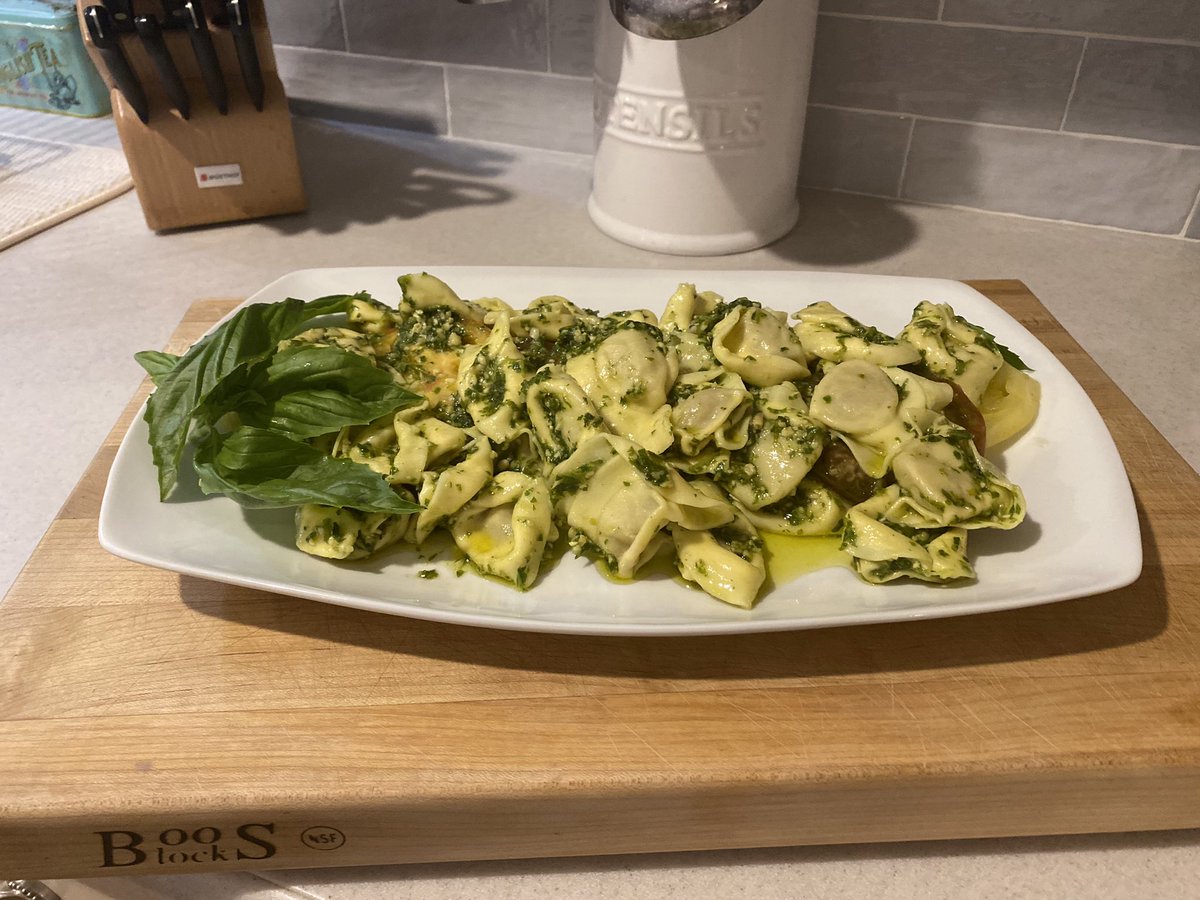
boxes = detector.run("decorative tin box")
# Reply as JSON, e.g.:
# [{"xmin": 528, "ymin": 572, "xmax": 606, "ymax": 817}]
[{"xmin": 0, "ymin": 0, "xmax": 109, "ymax": 116}]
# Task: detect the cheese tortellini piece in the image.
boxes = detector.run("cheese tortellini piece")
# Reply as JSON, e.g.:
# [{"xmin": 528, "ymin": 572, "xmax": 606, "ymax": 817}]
[
  {"xmin": 672, "ymin": 496, "xmax": 765, "ymax": 609},
  {"xmin": 841, "ymin": 486, "xmax": 974, "ymax": 584},
  {"xmin": 410, "ymin": 436, "xmax": 495, "ymax": 544},
  {"xmin": 525, "ymin": 370, "xmax": 606, "ymax": 465},
  {"xmin": 794, "ymin": 301, "xmax": 921, "ymax": 367},
  {"xmin": 290, "ymin": 275, "xmax": 1035, "ymax": 606},
  {"xmin": 888, "ymin": 423, "xmax": 1026, "ymax": 531},
  {"xmin": 720, "ymin": 383, "xmax": 826, "ymax": 509},
  {"xmin": 457, "ymin": 311, "xmax": 526, "ymax": 443},
  {"xmin": 564, "ymin": 323, "xmax": 678, "ymax": 453},
  {"xmin": 451, "ymin": 472, "xmax": 557, "ymax": 588},
  {"xmin": 661, "ymin": 282, "xmax": 722, "ymax": 332},
  {"xmin": 737, "ymin": 478, "xmax": 845, "ymax": 537},
  {"xmin": 710, "ymin": 302, "xmax": 810, "ymax": 387},
  {"xmin": 900, "ymin": 301, "xmax": 1004, "ymax": 405},
  {"xmin": 296, "ymin": 504, "xmax": 412, "ymax": 561},
  {"xmin": 552, "ymin": 434, "xmax": 732, "ymax": 578},
  {"xmin": 670, "ymin": 369, "xmax": 753, "ymax": 456},
  {"xmin": 808, "ymin": 360, "xmax": 952, "ymax": 478}
]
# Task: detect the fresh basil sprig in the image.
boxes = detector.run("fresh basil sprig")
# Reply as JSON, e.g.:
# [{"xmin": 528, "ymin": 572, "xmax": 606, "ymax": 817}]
[
  {"xmin": 133, "ymin": 350, "xmax": 181, "ymax": 385},
  {"xmin": 136, "ymin": 294, "xmax": 421, "ymax": 514},
  {"xmin": 192, "ymin": 427, "xmax": 419, "ymax": 513}
]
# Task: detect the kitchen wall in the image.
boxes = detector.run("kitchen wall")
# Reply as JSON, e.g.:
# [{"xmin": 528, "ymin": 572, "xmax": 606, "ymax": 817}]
[{"xmin": 266, "ymin": 0, "xmax": 1200, "ymax": 239}]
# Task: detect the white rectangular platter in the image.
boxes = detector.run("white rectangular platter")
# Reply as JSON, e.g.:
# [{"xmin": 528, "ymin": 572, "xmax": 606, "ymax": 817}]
[{"xmin": 99, "ymin": 267, "xmax": 1141, "ymax": 635}]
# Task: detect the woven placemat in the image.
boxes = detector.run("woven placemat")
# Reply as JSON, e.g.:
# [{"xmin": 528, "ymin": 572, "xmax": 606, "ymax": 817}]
[{"xmin": 0, "ymin": 132, "xmax": 132, "ymax": 250}]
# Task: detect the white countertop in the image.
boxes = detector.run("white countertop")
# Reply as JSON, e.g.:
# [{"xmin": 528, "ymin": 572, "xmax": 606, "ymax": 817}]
[{"xmin": 3, "ymin": 112, "xmax": 1198, "ymax": 900}]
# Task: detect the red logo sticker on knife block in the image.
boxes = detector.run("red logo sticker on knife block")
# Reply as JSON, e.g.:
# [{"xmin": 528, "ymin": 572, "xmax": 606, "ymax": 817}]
[{"xmin": 194, "ymin": 164, "xmax": 244, "ymax": 189}]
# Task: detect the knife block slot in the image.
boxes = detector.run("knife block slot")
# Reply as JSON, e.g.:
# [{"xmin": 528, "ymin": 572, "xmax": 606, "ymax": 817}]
[{"xmin": 76, "ymin": 0, "xmax": 306, "ymax": 230}]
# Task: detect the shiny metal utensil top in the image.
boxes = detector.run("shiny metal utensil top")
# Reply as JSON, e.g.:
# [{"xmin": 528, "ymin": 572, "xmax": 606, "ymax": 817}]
[
  {"xmin": 609, "ymin": 0, "xmax": 764, "ymax": 39},
  {"xmin": 1, "ymin": 881, "xmax": 61, "ymax": 900}
]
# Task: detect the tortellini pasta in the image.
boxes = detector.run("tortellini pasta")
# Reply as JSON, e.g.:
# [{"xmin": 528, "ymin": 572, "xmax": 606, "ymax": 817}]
[
  {"xmin": 296, "ymin": 504, "xmax": 412, "ymax": 561},
  {"xmin": 451, "ymin": 472, "xmax": 557, "ymax": 588},
  {"xmin": 840, "ymin": 487, "xmax": 974, "ymax": 584},
  {"xmin": 709, "ymin": 302, "xmax": 810, "ymax": 387},
  {"xmin": 552, "ymin": 434, "xmax": 733, "ymax": 579},
  {"xmin": 671, "ymin": 491, "xmax": 765, "ymax": 609},
  {"xmin": 669, "ymin": 369, "xmax": 753, "ymax": 456},
  {"xmin": 719, "ymin": 382, "xmax": 826, "ymax": 510},
  {"xmin": 808, "ymin": 360, "xmax": 953, "ymax": 478},
  {"xmin": 288, "ymin": 273, "xmax": 1037, "ymax": 608},
  {"xmin": 794, "ymin": 301, "xmax": 921, "ymax": 367},
  {"xmin": 457, "ymin": 311, "xmax": 526, "ymax": 443},
  {"xmin": 525, "ymin": 371, "xmax": 606, "ymax": 464},
  {"xmin": 564, "ymin": 323, "xmax": 678, "ymax": 453},
  {"xmin": 899, "ymin": 301, "xmax": 1004, "ymax": 405}
]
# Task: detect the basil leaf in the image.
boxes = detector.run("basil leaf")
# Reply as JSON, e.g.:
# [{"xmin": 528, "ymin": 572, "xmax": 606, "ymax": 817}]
[
  {"xmin": 142, "ymin": 295, "xmax": 363, "ymax": 499},
  {"xmin": 134, "ymin": 350, "xmax": 180, "ymax": 385},
  {"xmin": 997, "ymin": 343, "xmax": 1031, "ymax": 373},
  {"xmin": 264, "ymin": 344, "xmax": 402, "ymax": 395},
  {"xmin": 258, "ymin": 344, "xmax": 421, "ymax": 437},
  {"xmin": 195, "ymin": 426, "xmax": 418, "ymax": 514},
  {"xmin": 974, "ymin": 326, "xmax": 1031, "ymax": 372},
  {"xmin": 268, "ymin": 388, "xmax": 419, "ymax": 438},
  {"xmin": 191, "ymin": 430, "xmax": 248, "ymax": 500}
]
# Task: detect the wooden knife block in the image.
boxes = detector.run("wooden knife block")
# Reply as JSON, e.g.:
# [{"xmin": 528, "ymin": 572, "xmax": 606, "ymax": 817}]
[{"xmin": 76, "ymin": 0, "xmax": 306, "ymax": 230}]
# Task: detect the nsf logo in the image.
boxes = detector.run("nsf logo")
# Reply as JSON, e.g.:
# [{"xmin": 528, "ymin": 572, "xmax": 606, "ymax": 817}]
[{"xmin": 301, "ymin": 826, "xmax": 346, "ymax": 850}]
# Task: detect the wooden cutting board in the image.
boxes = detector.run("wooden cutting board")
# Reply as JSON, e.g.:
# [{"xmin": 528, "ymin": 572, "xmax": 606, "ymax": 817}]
[{"xmin": 2, "ymin": 281, "xmax": 1198, "ymax": 879}]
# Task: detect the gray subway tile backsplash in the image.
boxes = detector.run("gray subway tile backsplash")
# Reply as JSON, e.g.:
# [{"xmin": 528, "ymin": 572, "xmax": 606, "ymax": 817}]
[
  {"xmin": 800, "ymin": 106, "xmax": 912, "ymax": 197},
  {"xmin": 819, "ymin": 0, "xmax": 940, "ymax": 18},
  {"xmin": 266, "ymin": 0, "xmax": 1200, "ymax": 236},
  {"xmin": 809, "ymin": 16, "xmax": 1083, "ymax": 129},
  {"xmin": 342, "ymin": 0, "xmax": 549, "ymax": 71},
  {"xmin": 446, "ymin": 68, "xmax": 592, "ymax": 154},
  {"xmin": 550, "ymin": 0, "xmax": 595, "ymax": 76},
  {"xmin": 903, "ymin": 121, "xmax": 1200, "ymax": 234},
  {"xmin": 1065, "ymin": 40, "xmax": 1200, "ymax": 146},
  {"xmin": 263, "ymin": 0, "xmax": 345, "ymax": 51},
  {"xmin": 275, "ymin": 46, "xmax": 448, "ymax": 135},
  {"xmin": 942, "ymin": 0, "xmax": 1200, "ymax": 44}
]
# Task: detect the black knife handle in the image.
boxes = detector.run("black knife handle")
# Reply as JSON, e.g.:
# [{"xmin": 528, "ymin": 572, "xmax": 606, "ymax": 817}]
[
  {"xmin": 84, "ymin": 6, "xmax": 150, "ymax": 123},
  {"xmin": 226, "ymin": 0, "xmax": 264, "ymax": 111},
  {"xmin": 177, "ymin": 0, "xmax": 229, "ymax": 114},
  {"xmin": 102, "ymin": 0, "xmax": 137, "ymax": 33},
  {"xmin": 134, "ymin": 14, "xmax": 191, "ymax": 119}
]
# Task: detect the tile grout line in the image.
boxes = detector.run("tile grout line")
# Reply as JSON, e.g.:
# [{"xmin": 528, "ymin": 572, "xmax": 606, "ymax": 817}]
[
  {"xmin": 799, "ymin": 185, "xmax": 1200, "ymax": 242},
  {"xmin": 544, "ymin": 0, "xmax": 552, "ymax": 74},
  {"xmin": 336, "ymin": 0, "xmax": 350, "ymax": 52},
  {"xmin": 442, "ymin": 59, "xmax": 590, "ymax": 81},
  {"xmin": 1180, "ymin": 183, "xmax": 1200, "ymax": 238},
  {"xmin": 276, "ymin": 43, "xmax": 591, "ymax": 84},
  {"xmin": 806, "ymin": 102, "xmax": 1200, "ymax": 150},
  {"xmin": 895, "ymin": 116, "xmax": 917, "ymax": 199},
  {"xmin": 1058, "ymin": 36, "xmax": 1088, "ymax": 132},
  {"xmin": 817, "ymin": 11, "xmax": 1200, "ymax": 48},
  {"xmin": 936, "ymin": 0, "xmax": 945, "ymax": 21},
  {"xmin": 442, "ymin": 64, "xmax": 454, "ymax": 138}
]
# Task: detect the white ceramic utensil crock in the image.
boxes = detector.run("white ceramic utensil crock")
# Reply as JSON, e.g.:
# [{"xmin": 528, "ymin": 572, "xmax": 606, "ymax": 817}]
[{"xmin": 589, "ymin": 0, "xmax": 819, "ymax": 255}]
